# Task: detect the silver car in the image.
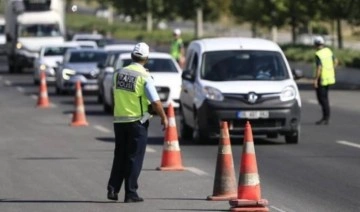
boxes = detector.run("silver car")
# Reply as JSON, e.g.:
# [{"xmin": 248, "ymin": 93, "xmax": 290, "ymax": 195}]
[{"xmin": 55, "ymin": 49, "xmax": 107, "ymax": 94}]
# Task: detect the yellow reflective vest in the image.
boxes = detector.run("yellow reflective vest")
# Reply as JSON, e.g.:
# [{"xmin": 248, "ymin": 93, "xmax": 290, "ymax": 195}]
[
  {"xmin": 170, "ymin": 38, "xmax": 183, "ymax": 60},
  {"xmin": 316, "ymin": 47, "xmax": 336, "ymax": 86},
  {"xmin": 113, "ymin": 63, "xmax": 150, "ymax": 123}
]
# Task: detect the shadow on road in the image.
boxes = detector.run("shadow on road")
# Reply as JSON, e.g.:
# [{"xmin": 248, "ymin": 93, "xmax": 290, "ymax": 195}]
[
  {"xmin": 96, "ymin": 137, "xmax": 115, "ymax": 143},
  {"xmin": 0, "ymin": 199, "xmax": 116, "ymax": 204}
]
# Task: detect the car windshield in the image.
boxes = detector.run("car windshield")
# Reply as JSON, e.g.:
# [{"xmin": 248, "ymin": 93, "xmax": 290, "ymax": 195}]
[
  {"xmin": 120, "ymin": 58, "xmax": 178, "ymax": 73},
  {"xmin": 68, "ymin": 51, "xmax": 107, "ymax": 63},
  {"xmin": 201, "ymin": 50, "xmax": 289, "ymax": 81},
  {"xmin": 43, "ymin": 47, "xmax": 76, "ymax": 56},
  {"xmin": 0, "ymin": 24, "xmax": 4, "ymax": 34},
  {"xmin": 105, "ymin": 51, "xmax": 132, "ymax": 66},
  {"xmin": 18, "ymin": 23, "xmax": 61, "ymax": 37}
]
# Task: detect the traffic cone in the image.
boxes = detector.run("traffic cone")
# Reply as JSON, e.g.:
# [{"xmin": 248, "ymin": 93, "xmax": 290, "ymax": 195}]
[
  {"xmin": 156, "ymin": 103, "xmax": 184, "ymax": 171},
  {"xmin": 229, "ymin": 121, "xmax": 269, "ymax": 212},
  {"xmin": 36, "ymin": 71, "xmax": 50, "ymax": 108},
  {"xmin": 70, "ymin": 81, "xmax": 89, "ymax": 127},
  {"xmin": 207, "ymin": 121, "xmax": 237, "ymax": 201}
]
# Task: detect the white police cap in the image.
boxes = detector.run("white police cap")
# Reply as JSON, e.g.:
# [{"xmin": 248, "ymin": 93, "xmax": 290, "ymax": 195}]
[
  {"xmin": 132, "ymin": 42, "xmax": 149, "ymax": 58},
  {"xmin": 314, "ymin": 36, "xmax": 325, "ymax": 45}
]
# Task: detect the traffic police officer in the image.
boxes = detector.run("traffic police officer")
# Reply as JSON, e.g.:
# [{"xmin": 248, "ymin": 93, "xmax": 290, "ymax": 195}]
[
  {"xmin": 170, "ymin": 28, "xmax": 185, "ymax": 68},
  {"xmin": 107, "ymin": 42, "xmax": 168, "ymax": 202},
  {"xmin": 313, "ymin": 36, "xmax": 338, "ymax": 125}
]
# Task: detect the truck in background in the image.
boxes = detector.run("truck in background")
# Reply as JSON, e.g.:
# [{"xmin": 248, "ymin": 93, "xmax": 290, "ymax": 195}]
[{"xmin": 4, "ymin": 0, "xmax": 66, "ymax": 73}]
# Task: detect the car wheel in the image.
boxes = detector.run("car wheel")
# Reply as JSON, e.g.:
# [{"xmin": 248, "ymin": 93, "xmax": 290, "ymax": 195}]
[
  {"xmin": 180, "ymin": 109, "xmax": 192, "ymax": 140},
  {"xmin": 97, "ymin": 93, "xmax": 103, "ymax": 103},
  {"xmin": 285, "ymin": 126, "xmax": 300, "ymax": 144},
  {"xmin": 192, "ymin": 116, "xmax": 209, "ymax": 144},
  {"xmin": 103, "ymin": 101, "xmax": 112, "ymax": 114},
  {"xmin": 55, "ymin": 85, "xmax": 65, "ymax": 95}
]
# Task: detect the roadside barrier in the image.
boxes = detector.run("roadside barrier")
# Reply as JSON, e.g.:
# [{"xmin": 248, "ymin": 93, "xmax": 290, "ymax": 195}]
[
  {"xmin": 156, "ymin": 103, "xmax": 184, "ymax": 171},
  {"xmin": 229, "ymin": 121, "xmax": 269, "ymax": 212},
  {"xmin": 207, "ymin": 121, "xmax": 237, "ymax": 201}
]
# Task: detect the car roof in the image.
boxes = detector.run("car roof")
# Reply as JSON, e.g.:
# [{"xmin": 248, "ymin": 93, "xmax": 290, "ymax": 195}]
[
  {"xmin": 103, "ymin": 44, "xmax": 134, "ymax": 51},
  {"xmin": 190, "ymin": 37, "xmax": 282, "ymax": 52},
  {"xmin": 67, "ymin": 48, "xmax": 107, "ymax": 53},
  {"xmin": 119, "ymin": 52, "xmax": 173, "ymax": 60},
  {"xmin": 41, "ymin": 42, "xmax": 80, "ymax": 49}
]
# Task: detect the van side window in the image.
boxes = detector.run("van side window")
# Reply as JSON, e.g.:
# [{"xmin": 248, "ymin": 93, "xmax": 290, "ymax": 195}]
[
  {"xmin": 185, "ymin": 50, "xmax": 193, "ymax": 70},
  {"xmin": 190, "ymin": 53, "xmax": 198, "ymax": 75}
]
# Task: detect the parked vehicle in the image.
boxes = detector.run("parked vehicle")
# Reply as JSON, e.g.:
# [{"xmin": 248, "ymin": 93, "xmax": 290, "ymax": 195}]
[
  {"xmin": 75, "ymin": 40, "xmax": 98, "ymax": 49},
  {"xmin": 180, "ymin": 37, "xmax": 302, "ymax": 144},
  {"xmin": 102, "ymin": 52, "xmax": 182, "ymax": 113},
  {"xmin": 4, "ymin": 0, "xmax": 66, "ymax": 73},
  {"xmin": 55, "ymin": 48, "xmax": 107, "ymax": 94},
  {"xmin": 33, "ymin": 42, "xmax": 80, "ymax": 85},
  {"xmin": 0, "ymin": 17, "xmax": 5, "ymax": 54},
  {"xmin": 97, "ymin": 44, "xmax": 134, "ymax": 103},
  {"xmin": 71, "ymin": 33, "xmax": 105, "ymax": 48}
]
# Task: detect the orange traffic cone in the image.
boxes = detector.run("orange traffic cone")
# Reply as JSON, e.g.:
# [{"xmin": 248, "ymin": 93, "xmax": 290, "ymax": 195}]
[
  {"xmin": 156, "ymin": 103, "xmax": 184, "ymax": 171},
  {"xmin": 207, "ymin": 121, "xmax": 237, "ymax": 201},
  {"xmin": 36, "ymin": 71, "xmax": 50, "ymax": 108},
  {"xmin": 229, "ymin": 121, "xmax": 269, "ymax": 212},
  {"xmin": 70, "ymin": 81, "xmax": 89, "ymax": 127}
]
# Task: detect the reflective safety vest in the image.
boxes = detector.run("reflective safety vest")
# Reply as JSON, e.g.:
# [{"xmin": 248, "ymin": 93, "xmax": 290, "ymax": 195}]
[
  {"xmin": 170, "ymin": 38, "xmax": 183, "ymax": 60},
  {"xmin": 113, "ymin": 63, "xmax": 150, "ymax": 123},
  {"xmin": 316, "ymin": 47, "xmax": 336, "ymax": 86}
]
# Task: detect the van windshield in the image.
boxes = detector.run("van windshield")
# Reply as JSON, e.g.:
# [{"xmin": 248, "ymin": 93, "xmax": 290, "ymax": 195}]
[
  {"xmin": 0, "ymin": 24, "xmax": 4, "ymax": 34},
  {"xmin": 18, "ymin": 23, "xmax": 61, "ymax": 37},
  {"xmin": 201, "ymin": 50, "xmax": 289, "ymax": 81}
]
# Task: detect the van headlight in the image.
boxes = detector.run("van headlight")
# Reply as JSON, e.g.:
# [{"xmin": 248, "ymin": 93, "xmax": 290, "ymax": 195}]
[
  {"xmin": 62, "ymin": 68, "xmax": 76, "ymax": 80},
  {"xmin": 280, "ymin": 86, "xmax": 296, "ymax": 101},
  {"xmin": 203, "ymin": 86, "xmax": 224, "ymax": 101}
]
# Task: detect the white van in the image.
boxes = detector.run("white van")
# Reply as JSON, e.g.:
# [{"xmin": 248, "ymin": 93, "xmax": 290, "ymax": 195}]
[{"xmin": 179, "ymin": 37, "xmax": 303, "ymax": 144}]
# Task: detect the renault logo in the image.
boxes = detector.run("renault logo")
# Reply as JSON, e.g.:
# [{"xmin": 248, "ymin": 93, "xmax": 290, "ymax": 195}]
[{"xmin": 247, "ymin": 92, "xmax": 258, "ymax": 104}]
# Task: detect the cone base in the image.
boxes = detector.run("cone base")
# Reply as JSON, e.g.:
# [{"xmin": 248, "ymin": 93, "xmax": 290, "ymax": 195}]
[
  {"xmin": 229, "ymin": 199, "xmax": 268, "ymax": 207},
  {"xmin": 70, "ymin": 121, "xmax": 89, "ymax": 127},
  {"xmin": 207, "ymin": 193, "xmax": 237, "ymax": 201},
  {"xmin": 156, "ymin": 166, "xmax": 184, "ymax": 171},
  {"xmin": 230, "ymin": 206, "xmax": 269, "ymax": 212}
]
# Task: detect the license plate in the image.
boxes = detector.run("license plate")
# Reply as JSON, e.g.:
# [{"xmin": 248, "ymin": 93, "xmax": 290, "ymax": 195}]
[
  {"xmin": 237, "ymin": 111, "xmax": 269, "ymax": 119},
  {"xmin": 84, "ymin": 85, "xmax": 98, "ymax": 90}
]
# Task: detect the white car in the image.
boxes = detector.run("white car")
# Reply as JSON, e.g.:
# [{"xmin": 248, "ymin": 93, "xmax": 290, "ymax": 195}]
[
  {"xmin": 75, "ymin": 40, "xmax": 98, "ymax": 49},
  {"xmin": 102, "ymin": 52, "xmax": 182, "ymax": 113},
  {"xmin": 33, "ymin": 42, "xmax": 80, "ymax": 85},
  {"xmin": 0, "ymin": 17, "xmax": 5, "ymax": 54},
  {"xmin": 72, "ymin": 33, "xmax": 104, "ymax": 47},
  {"xmin": 180, "ymin": 37, "xmax": 303, "ymax": 144}
]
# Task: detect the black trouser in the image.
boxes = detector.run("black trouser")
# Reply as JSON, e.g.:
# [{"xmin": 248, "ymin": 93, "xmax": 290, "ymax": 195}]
[
  {"xmin": 316, "ymin": 83, "xmax": 330, "ymax": 120},
  {"xmin": 108, "ymin": 121, "xmax": 148, "ymax": 199}
]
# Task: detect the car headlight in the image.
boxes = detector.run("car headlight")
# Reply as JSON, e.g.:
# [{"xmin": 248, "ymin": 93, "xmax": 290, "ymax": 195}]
[
  {"xmin": 16, "ymin": 42, "xmax": 23, "ymax": 49},
  {"xmin": 39, "ymin": 64, "xmax": 47, "ymax": 71},
  {"xmin": 62, "ymin": 68, "xmax": 76, "ymax": 80},
  {"xmin": 280, "ymin": 86, "xmax": 296, "ymax": 101},
  {"xmin": 203, "ymin": 86, "xmax": 224, "ymax": 101}
]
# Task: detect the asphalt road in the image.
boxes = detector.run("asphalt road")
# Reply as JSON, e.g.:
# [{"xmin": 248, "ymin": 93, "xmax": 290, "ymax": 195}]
[{"xmin": 0, "ymin": 58, "xmax": 360, "ymax": 212}]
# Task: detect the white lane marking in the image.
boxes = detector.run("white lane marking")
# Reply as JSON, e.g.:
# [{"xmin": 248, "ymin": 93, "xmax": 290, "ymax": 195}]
[
  {"xmin": 337, "ymin": 140, "xmax": 360, "ymax": 149},
  {"xmin": 16, "ymin": 86, "xmax": 24, "ymax": 93},
  {"xmin": 186, "ymin": 167, "xmax": 209, "ymax": 176},
  {"xmin": 270, "ymin": 205, "xmax": 288, "ymax": 212},
  {"xmin": 146, "ymin": 147, "xmax": 156, "ymax": 153},
  {"xmin": 5, "ymin": 80, "xmax": 12, "ymax": 86},
  {"xmin": 93, "ymin": 125, "xmax": 112, "ymax": 133},
  {"xmin": 31, "ymin": 95, "xmax": 37, "ymax": 100}
]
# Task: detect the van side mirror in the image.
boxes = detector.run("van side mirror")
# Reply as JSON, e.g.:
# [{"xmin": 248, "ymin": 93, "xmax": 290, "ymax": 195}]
[
  {"xmin": 181, "ymin": 70, "xmax": 194, "ymax": 81},
  {"xmin": 292, "ymin": 69, "xmax": 303, "ymax": 80}
]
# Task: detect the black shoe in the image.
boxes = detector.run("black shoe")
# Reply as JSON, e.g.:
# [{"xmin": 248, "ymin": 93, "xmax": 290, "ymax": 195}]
[
  {"xmin": 124, "ymin": 196, "xmax": 144, "ymax": 203},
  {"xmin": 315, "ymin": 119, "xmax": 326, "ymax": 125},
  {"xmin": 107, "ymin": 189, "xmax": 118, "ymax": 201}
]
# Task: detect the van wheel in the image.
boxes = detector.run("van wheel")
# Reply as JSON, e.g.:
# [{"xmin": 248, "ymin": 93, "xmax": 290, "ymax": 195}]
[
  {"xmin": 192, "ymin": 116, "xmax": 208, "ymax": 144},
  {"xmin": 180, "ymin": 110, "xmax": 192, "ymax": 140},
  {"xmin": 103, "ymin": 102, "xmax": 112, "ymax": 114},
  {"xmin": 285, "ymin": 126, "xmax": 300, "ymax": 144}
]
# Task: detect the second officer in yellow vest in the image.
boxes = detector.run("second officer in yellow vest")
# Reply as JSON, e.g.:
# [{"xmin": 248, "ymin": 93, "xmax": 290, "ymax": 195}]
[
  {"xmin": 313, "ymin": 36, "xmax": 338, "ymax": 125},
  {"xmin": 107, "ymin": 42, "xmax": 168, "ymax": 202}
]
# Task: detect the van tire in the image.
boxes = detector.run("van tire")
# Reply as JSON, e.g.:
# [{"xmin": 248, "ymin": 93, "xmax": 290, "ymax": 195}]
[
  {"xmin": 285, "ymin": 127, "xmax": 300, "ymax": 144},
  {"xmin": 180, "ymin": 111, "xmax": 192, "ymax": 140},
  {"xmin": 192, "ymin": 116, "xmax": 208, "ymax": 144}
]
